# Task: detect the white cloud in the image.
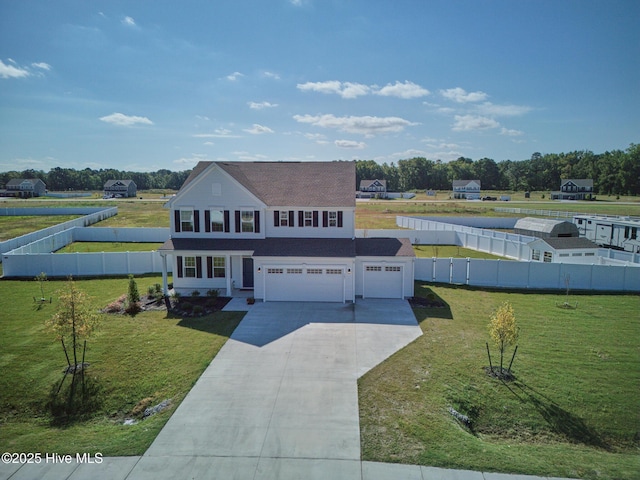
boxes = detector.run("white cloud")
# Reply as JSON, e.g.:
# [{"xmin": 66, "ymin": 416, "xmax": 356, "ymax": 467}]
[
  {"xmin": 293, "ymin": 114, "xmax": 416, "ymax": 136},
  {"xmin": 122, "ymin": 16, "xmax": 136, "ymax": 27},
  {"xmin": 174, "ymin": 154, "xmax": 208, "ymax": 167},
  {"xmin": 452, "ymin": 115, "xmax": 499, "ymax": 131},
  {"xmin": 99, "ymin": 112, "xmax": 153, "ymax": 126},
  {"xmin": 500, "ymin": 127, "xmax": 524, "ymax": 136},
  {"xmin": 195, "ymin": 115, "xmax": 210, "ymax": 121},
  {"xmin": 193, "ymin": 128, "xmax": 241, "ymax": 138},
  {"xmin": 262, "ymin": 71, "xmax": 280, "ymax": 80},
  {"xmin": 335, "ymin": 140, "xmax": 366, "ymax": 149},
  {"xmin": 376, "ymin": 81, "xmax": 430, "ymax": 99},
  {"xmin": 440, "ymin": 87, "xmax": 488, "ymax": 103},
  {"xmin": 248, "ymin": 101, "xmax": 278, "ymax": 110},
  {"xmin": 391, "ymin": 149, "xmax": 429, "ymax": 158},
  {"xmin": 226, "ymin": 71, "xmax": 244, "ymax": 81},
  {"xmin": 476, "ymin": 102, "xmax": 532, "ymax": 116},
  {"xmin": 243, "ymin": 124, "xmax": 274, "ymax": 134},
  {"xmin": 0, "ymin": 59, "xmax": 30, "ymax": 79},
  {"xmin": 31, "ymin": 62, "xmax": 51, "ymax": 71},
  {"xmin": 297, "ymin": 80, "xmax": 371, "ymax": 99}
]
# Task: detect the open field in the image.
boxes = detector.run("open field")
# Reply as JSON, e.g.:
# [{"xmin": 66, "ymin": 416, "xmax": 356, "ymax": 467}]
[
  {"xmin": 413, "ymin": 245, "xmax": 511, "ymax": 260},
  {"xmin": 56, "ymin": 242, "xmax": 164, "ymax": 253},
  {"xmin": 0, "ymin": 215, "xmax": 81, "ymax": 241},
  {"xmin": 358, "ymin": 283, "xmax": 640, "ymax": 480},
  {"xmin": 0, "ymin": 275, "xmax": 244, "ymax": 455}
]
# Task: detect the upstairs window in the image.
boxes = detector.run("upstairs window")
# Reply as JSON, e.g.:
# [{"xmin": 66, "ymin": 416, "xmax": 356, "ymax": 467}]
[
  {"xmin": 280, "ymin": 211, "xmax": 289, "ymax": 227},
  {"xmin": 329, "ymin": 211, "xmax": 337, "ymax": 227},
  {"xmin": 180, "ymin": 210, "xmax": 194, "ymax": 232},
  {"xmin": 241, "ymin": 210, "xmax": 255, "ymax": 232},
  {"xmin": 211, "ymin": 210, "xmax": 225, "ymax": 232},
  {"xmin": 543, "ymin": 251, "xmax": 553, "ymax": 263}
]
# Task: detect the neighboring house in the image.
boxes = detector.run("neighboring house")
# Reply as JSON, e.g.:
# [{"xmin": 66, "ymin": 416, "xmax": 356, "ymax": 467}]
[
  {"xmin": 551, "ymin": 179, "xmax": 594, "ymax": 200},
  {"xmin": 1, "ymin": 178, "xmax": 46, "ymax": 198},
  {"xmin": 104, "ymin": 180, "xmax": 137, "ymax": 198},
  {"xmin": 514, "ymin": 217, "xmax": 579, "ymax": 238},
  {"xmin": 358, "ymin": 179, "xmax": 387, "ymax": 198},
  {"xmin": 452, "ymin": 180, "xmax": 481, "ymax": 199},
  {"xmin": 528, "ymin": 237, "xmax": 599, "ymax": 264},
  {"xmin": 158, "ymin": 161, "xmax": 415, "ymax": 302}
]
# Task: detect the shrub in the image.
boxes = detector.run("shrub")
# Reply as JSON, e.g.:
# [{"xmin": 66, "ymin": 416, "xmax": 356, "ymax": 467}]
[
  {"xmin": 191, "ymin": 290, "xmax": 200, "ymax": 298},
  {"xmin": 206, "ymin": 289, "xmax": 218, "ymax": 298},
  {"xmin": 147, "ymin": 285, "xmax": 156, "ymax": 297},
  {"xmin": 128, "ymin": 275, "xmax": 140, "ymax": 304},
  {"xmin": 153, "ymin": 291, "xmax": 165, "ymax": 304},
  {"xmin": 154, "ymin": 283, "xmax": 162, "ymax": 294}
]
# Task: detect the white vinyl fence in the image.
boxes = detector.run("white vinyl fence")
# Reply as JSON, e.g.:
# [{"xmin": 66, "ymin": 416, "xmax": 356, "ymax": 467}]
[
  {"xmin": 2, "ymin": 227, "xmax": 171, "ymax": 278},
  {"xmin": 0, "ymin": 207, "xmax": 117, "ymax": 259}
]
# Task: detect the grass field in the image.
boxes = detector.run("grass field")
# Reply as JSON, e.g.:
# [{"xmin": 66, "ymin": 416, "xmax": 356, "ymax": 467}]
[
  {"xmin": 0, "ymin": 275, "xmax": 244, "ymax": 455},
  {"xmin": 55, "ymin": 242, "xmax": 164, "ymax": 253},
  {"xmin": 0, "ymin": 215, "xmax": 81, "ymax": 241},
  {"xmin": 413, "ymin": 245, "xmax": 510, "ymax": 260},
  {"xmin": 358, "ymin": 283, "xmax": 640, "ymax": 480}
]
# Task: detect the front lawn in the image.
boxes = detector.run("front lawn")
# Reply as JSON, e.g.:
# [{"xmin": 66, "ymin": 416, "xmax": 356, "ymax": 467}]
[
  {"xmin": 0, "ymin": 275, "xmax": 243, "ymax": 455},
  {"xmin": 55, "ymin": 242, "xmax": 164, "ymax": 253},
  {"xmin": 358, "ymin": 283, "xmax": 640, "ymax": 480}
]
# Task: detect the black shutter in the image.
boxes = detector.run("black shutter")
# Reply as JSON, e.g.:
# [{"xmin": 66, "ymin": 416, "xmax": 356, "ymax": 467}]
[
  {"xmin": 323, "ymin": 211, "xmax": 328, "ymax": 227},
  {"xmin": 193, "ymin": 210, "xmax": 200, "ymax": 232},
  {"xmin": 338, "ymin": 211, "xmax": 343, "ymax": 228},
  {"xmin": 288, "ymin": 210, "xmax": 294, "ymax": 227},
  {"xmin": 298, "ymin": 211, "xmax": 304, "ymax": 227},
  {"xmin": 205, "ymin": 210, "xmax": 211, "ymax": 232},
  {"xmin": 254, "ymin": 211, "xmax": 260, "ymax": 233},
  {"xmin": 274, "ymin": 210, "xmax": 280, "ymax": 227},
  {"xmin": 207, "ymin": 256, "xmax": 213, "ymax": 278},
  {"xmin": 174, "ymin": 210, "xmax": 181, "ymax": 233},
  {"xmin": 177, "ymin": 256, "xmax": 183, "ymax": 278},
  {"xmin": 224, "ymin": 210, "xmax": 230, "ymax": 232},
  {"xmin": 196, "ymin": 256, "xmax": 203, "ymax": 278},
  {"xmin": 313, "ymin": 211, "xmax": 319, "ymax": 227},
  {"xmin": 235, "ymin": 210, "xmax": 241, "ymax": 233}
]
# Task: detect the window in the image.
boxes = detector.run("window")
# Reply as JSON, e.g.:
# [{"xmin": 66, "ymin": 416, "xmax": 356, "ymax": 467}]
[
  {"xmin": 366, "ymin": 266, "xmax": 382, "ymax": 272},
  {"xmin": 241, "ymin": 210, "xmax": 254, "ymax": 232},
  {"xmin": 386, "ymin": 266, "xmax": 401, "ymax": 272},
  {"xmin": 543, "ymin": 252, "xmax": 553, "ymax": 263},
  {"xmin": 280, "ymin": 211, "xmax": 289, "ymax": 227},
  {"xmin": 307, "ymin": 268, "xmax": 322, "ymax": 274},
  {"xmin": 210, "ymin": 210, "xmax": 225, "ymax": 232},
  {"xmin": 304, "ymin": 211, "xmax": 313, "ymax": 227},
  {"xmin": 213, "ymin": 257, "xmax": 225, "ymax": 277},
  {"xmin": 572, "ymin": 252, "xmax": 583, "ymax": 257},
  {"xmin": 531, "ymin": 249, "xmax": 541, "ymax": 261},
  {"xmin": 180, "ymin": 210, "xmax": 194, "ymax": 232},
  {"xmin": 184, "ymin": 256, "xmax": 197, "ymax": 277},
  {"xmin": 267, "ymin": 268, "xmax": 283, "ymax": 274},
  {"xmin": 287, "ymin": 268, "xmax": 303, "ymax": 274},
  {"xmin": 559, "ymin": 253, "xmax": 570, "ymax": 257},
  {"xmin": 326, "ymin": 268, "xmax": 342, "ymax": 275},
  {"xmin": 329, "ymin": 211, "xmax": 337, "ymax": 227},
  {"xmin": 585, "ymin": 252, "xmax": 595, "ymax": 256}
]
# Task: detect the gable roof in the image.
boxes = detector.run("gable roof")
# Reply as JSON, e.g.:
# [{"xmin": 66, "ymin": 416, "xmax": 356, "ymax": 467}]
[
  {"xmin": 104, "ymin": 179, "xmax": 136, "ymax": 188},
  {"xmin": 529, "ymin": 237, "xmax": 598, "ymax": 250},
  {"xmin": 514, "ymin": 217, "xmax": 577, "ymax": 235},
  {"xmin": 360, "ymin": 179, "xmax": 387, "ymax": 189},
  {"xmin": 181, "ymin": 161, "xmax": 356, "ymax": 207},
  {"xmin": 452, "ymin": 179, "xmax": 481, "ymax": 187},
  {"xmin": 561, "ymin": 179, "xmax": 593, "ymax": 187},
  {"xmin": 6, "ymin": 178, "xmax": 44, "ymax": 188}
]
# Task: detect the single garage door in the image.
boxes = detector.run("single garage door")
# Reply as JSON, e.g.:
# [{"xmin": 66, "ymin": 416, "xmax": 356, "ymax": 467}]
[
  {"xmin": 363, "ymin": 264, "xmax": 403, "ymax": 299},
  {"xmin": 265, "ymin": 266, "xmax": 345, "ymax": 302}
]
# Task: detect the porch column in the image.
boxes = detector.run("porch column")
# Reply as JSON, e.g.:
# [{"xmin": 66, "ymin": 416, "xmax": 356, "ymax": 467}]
[
  {"xmin": 160, "ymin": 253, "xmax": 169, "ymax": 296},
  {"xmin": 225, "ymin": 254, "xmax": 232, "ymax": 296}
]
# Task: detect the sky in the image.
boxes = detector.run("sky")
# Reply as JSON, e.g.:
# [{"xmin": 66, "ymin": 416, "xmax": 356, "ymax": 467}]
[{"xmin": 0, "ymin": 0, "xmax": 638, "ymax": 173}]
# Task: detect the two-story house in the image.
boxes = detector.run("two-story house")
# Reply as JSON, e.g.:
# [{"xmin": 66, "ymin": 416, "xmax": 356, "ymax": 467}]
[
  {"xmin": 358, "ymin": 179, "xmax": 387, "ymax": 198},
  {"xmin": 452, "ymin": 179, "xmax": 481, "ymax": 200},
  {"xmin": 551, "ymin": 179, "xmax": 594, "ymax": 200},
  {"xmin": 103, "ymin": 179, "xmax": 137, "ymax": 198},
  {"xmin": 158, "ymin": 161, "xmax": 414, "ymax": 302},
  {"xmin": 2, "ymin": 178, "xmax": 46, "ymax": 198}
]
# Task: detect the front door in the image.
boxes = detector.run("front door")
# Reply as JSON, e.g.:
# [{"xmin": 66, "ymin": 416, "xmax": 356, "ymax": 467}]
[{"xmin": 242, "ymin": 257, "xmax": 254, "ymax": 289}]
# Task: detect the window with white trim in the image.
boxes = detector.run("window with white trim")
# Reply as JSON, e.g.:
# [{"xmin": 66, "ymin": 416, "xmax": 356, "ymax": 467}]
[
  {"xmin": 531, "ymin": 249, "xmax": 541, "ymax": 261},
  {"xmin": 213, "ymin": 257, "xmax": 225, "ymax": 278},
  {"xmin": 543, "ymin": 252, "xmax": 553, "ymax": 262},
  {"xmin": 329, "ymin": 211, "xmax": 337, "ymax": 227},
  {"xmin": 366, "ymin": 266, "xmax": 382, "ymax": 272},
  {"xmin": 585, "ymin": 252, "xmax": 595, "ymax": 256},
  {"xmin": 304, "ymin": 211, "xmax": 313, "ymax": 227},
  {"xmin": 385, "ymin": 266, "xmax": 401, "ymax": 272},
  {"xmin": 184, "ymin": 256, "xmax": 196, "ymax": 277},
  {"xmin": 180, "ymin": 210, "xmax": 194, "ymax": 232},
  {"xmin": 210, "ymin": 210, "xmax": 225, "ymax": 232},
  {"xmin": 241, "ymin": 210, "xmax": 255, "ymax": 232},
  {"xmin": 280, "ymin": 211, "xmax": 289, "ymax": 227},
  {"xmin": 572, "ymin": 252, "xmax": 583, "ymax": 256}
]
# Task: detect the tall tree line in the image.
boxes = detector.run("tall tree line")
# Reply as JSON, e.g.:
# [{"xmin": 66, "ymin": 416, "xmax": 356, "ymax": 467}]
[
  {"xmin": 0, "ymin": 144, "xmax": 637, "ymax": 195},
  {"xmin": 356, "ymin": 144, "xmax": 639, "ymax": 195}
]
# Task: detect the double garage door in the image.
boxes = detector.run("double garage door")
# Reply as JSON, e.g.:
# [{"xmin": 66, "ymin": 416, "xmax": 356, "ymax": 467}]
[{"xmin": 265, "ymin": 266, "xmax": 346, "ymax": 302}]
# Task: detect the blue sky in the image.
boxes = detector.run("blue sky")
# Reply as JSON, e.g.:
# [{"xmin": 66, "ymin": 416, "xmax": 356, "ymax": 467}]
[{"xmin": 1, "ymin": 0, "xmax": 638, "ymax": 172}]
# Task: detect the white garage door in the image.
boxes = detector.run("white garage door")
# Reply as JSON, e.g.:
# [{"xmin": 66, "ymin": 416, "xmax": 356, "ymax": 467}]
[
  {"xmin": 363, "ymin": 265, "xmax": 403, "ymax": 299},
  {"xmin": 265, "ymin": 266, "xmax": 344, "ymax": 302}
]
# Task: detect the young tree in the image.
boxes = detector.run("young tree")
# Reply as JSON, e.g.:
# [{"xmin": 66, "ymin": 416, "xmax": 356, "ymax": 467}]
[
  {"xmin": 488, "ymin": 301, "xmax": 519, "ymax": 377},
  {"xmin": 34, "ymin": 272, "xmax": 48, "ymax": 301},
  {"xmin": 126, "ymin": 274, "xmax": 141, "ymax": 315},
  {"xmin": 46, "ymin": 277, "xmax": 100, "ymax": 402}
]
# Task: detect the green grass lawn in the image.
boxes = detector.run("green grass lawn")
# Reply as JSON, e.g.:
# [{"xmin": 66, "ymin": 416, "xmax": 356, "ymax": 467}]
[
  {"xmin": 0, "ymin": 275, "xmax": 243, "ymax": 455},
  {"xmin": 55, "ymin": 242, "xmax": 164, "ymax": 253},
  {"xmin": 358, "ymin": 283, "xmax": 640, "ymax": 480},
  {"xmin": 413, "ymin": 245, "xmax": 511, "ymax": 260},
  {"xmin": 0, "ymin": 215, "xmax": 81, "ymax": 241}
]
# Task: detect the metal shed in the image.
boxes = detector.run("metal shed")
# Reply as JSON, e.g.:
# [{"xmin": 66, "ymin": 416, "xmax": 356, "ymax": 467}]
[{"xmin": 514, "ymin": 217, "xmax": 579, "ymax": 238}]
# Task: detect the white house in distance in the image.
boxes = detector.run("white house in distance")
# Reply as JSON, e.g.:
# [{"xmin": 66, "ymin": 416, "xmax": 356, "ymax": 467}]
[
  {"xmin": 159, "ymin": 161, "xmax": 415, "ymax": 302},
  {"xmin": 358, "ymin": 179, "xmax": 387, "ymax": 198},
  {"xmin": 551, "ymin": 179, "xmax": 594, "ymax": 200},
  {"xmin": 103, "ymin": 180, "xmax": 137, "ymax": 198},
  {"xmin": 452, "ymin": 179, "xmax": 481, "ymax": 200},
  {"xmin": 528, "ymin": 237, "xmax": 599, "ymax": 264},
  {"xmin": 1, "ymin": 178, "xmax": 47, "ymax": 198}
]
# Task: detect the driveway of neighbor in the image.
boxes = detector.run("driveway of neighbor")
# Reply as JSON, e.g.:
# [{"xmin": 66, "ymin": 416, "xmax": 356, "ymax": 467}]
[{"xmin": 131, "ymin": 299, "xmax": 422, "ymax": 479}]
